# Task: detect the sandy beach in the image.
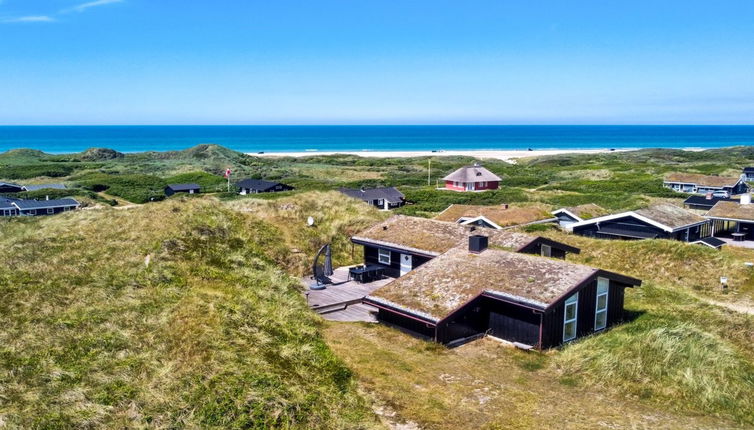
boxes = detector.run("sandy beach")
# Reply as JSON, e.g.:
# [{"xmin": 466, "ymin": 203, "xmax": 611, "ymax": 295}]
[{"xmin": 250, "ymin": 148, "xmax": 631, "ymax": 162}]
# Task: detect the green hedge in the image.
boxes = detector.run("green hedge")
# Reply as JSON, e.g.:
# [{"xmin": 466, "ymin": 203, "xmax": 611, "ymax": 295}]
[{"xmin": 75, "ymin": 173, "xmax": 167, "ymax": 203}]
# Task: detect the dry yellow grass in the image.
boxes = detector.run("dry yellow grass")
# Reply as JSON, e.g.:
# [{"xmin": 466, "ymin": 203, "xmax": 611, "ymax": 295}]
[{"xmin": 325, "ymin": 323, "xmax": 743, "ymax": 430}]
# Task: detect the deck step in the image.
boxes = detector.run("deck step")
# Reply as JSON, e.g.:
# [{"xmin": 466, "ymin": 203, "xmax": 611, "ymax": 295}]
[{"xmin": 311, "ymin": 298, "xmax": 364, "ymax": 314}]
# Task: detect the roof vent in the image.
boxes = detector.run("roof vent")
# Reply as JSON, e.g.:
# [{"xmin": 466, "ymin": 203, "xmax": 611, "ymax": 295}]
[
  {"xmin": 469, "ymin": 235, "xmax": 488, "ymax": 254},
  {"xmin": 742, "ymin": 194, "xmax": 751, "ymax": 205}
]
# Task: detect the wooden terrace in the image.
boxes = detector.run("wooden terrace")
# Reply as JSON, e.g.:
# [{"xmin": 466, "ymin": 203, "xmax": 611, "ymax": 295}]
[{"xmin": 302, "ymin": 266, "xmax": 393, "ymax": 322}]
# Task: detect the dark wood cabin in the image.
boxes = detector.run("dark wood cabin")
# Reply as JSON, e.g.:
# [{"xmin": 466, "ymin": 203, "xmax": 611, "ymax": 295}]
[
  {"xmin": 236, "ymin": 179, "xmax": 294, "ymax": 195},
  {"xmin": 338, "ymin": 187, "xmax": 406, "ymax": 210},
  {"xmin": 568, "ymin": 203, "xmax": 711, "ymax": 242},
  {"xmin": 363, "ymin": 237, "xmax": 640, "ymax": 349},
  {"xmin": 744, "ymin": 167, "xmax": 754, "ymax": 182},
  {"xmin": 0, "ymin": 182, "xmax": 24, "ymax": 193},
  {"xmin": 684, "ymin": 195, "xmax": 735, "ymax": 212},
  {"xmin": 351, "ymin": 215, "xmax": 579, "ymax": 278},
  {"xmin": 165, "ymin": 183, "xmax": 200, "ymax": 196},
  {"xmin": 663, "ymin": 172, "xmax": 749, "ymax": 196},
  {"xmin": 1, "ymin": 198, "xmax": 80, "ymax": 217}
]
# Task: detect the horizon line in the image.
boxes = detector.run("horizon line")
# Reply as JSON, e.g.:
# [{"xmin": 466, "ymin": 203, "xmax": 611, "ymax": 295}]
[{"xmin": 2, "ymin": 124, "xmax": 754, "ymax": 127}]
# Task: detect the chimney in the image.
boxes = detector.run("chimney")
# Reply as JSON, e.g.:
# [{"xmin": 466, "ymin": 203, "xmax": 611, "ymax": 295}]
[
  {"xmin": 705, "ymin": 192, "xmax": 713, "ymax": 200},
  {"xmin": 46, "ymin": 195, "xmax": 49, "ymax": 201},
  {"xmin": 469, "ymin": 235, "xmax": 488, "ymax": 254},
  {"xmin": 742, "ymin": 194, "xmax": 751, "ymax": 205},
  {"xmin": 501, "ymin": 203, "xmax": 509, "ymax": 209},
  {"xmin": 382, "ymin": 225, "xmax": 388, "ymax": 231}
]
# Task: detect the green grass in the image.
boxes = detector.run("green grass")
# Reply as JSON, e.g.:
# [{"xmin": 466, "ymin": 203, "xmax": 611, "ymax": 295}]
[
  {"xmin": 73, "ymin": 172, "xmax": 168, "ymax": 203},
  {"xmin": 0, "ymin": 197, "xmax": 382, "ymax": 428}
]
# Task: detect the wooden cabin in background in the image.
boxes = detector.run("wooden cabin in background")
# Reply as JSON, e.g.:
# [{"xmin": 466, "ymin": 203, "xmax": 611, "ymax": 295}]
[
  {"xmin": 165, "ymin": 183, "xmax": 200, "ymax": 196},
  {"xmin": 566, "ymin": 204, "xmax": 710, "ymax": 242},
  {"xmin": 663, "ymin": 173, "xmax": 749, "ymax": 196},
  {"xmin": 338, "ymin": 186, "xmax": 405, "ymax": 210},
  {"xmin": 442, "ymin": 163, "xmax": 501, "ymax": 192},
  {"xmin": 551, "ymin": 203, "xmax": 608, "ymax": 228},
  {"xmin": 236, "ymin": 179, "xmax": 294, "ymax": 195},
  {"xmin": 0, "ymin": 197, "xmax": 80, "ymax": 217}
]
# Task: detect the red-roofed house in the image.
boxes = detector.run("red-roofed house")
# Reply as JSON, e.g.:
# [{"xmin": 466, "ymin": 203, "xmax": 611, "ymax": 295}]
[{"xmin": 442, "ymin": 163, "xmax": 501, "ymax": 192}]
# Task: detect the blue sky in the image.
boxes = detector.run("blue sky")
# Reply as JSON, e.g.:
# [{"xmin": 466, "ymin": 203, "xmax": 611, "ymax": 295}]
[{"xmin": 1, "ymin": 0, "xmax": 754, "ymax": 125}]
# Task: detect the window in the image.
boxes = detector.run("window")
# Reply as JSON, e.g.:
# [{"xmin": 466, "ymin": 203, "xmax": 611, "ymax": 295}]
[
  {"xmin": 595, "ymin": 278, "xmax": 609, "ymax": 331},
  {"xmin": 541, "ymin": 244, "xmax": 552, "ymax": 257},
  {"xmin": 378, "ymin": 248, "xmax": 391, "ymax": 265},
  {"xmin": 563, "ymin": 293, "xmax": 578, "ymax": 342},
  {"xmin": 377, "ymin": 199, "xmax": 384, "ymax": 206},
  {"xmin": 47, "ymin": 208, "xmax": 54, "ymax": 214}
]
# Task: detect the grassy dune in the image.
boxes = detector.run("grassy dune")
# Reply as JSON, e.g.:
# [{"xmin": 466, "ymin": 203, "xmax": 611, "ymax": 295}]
[{"xmin": 0, "ymin": 195, "xmax": 382, "ymax": 428}]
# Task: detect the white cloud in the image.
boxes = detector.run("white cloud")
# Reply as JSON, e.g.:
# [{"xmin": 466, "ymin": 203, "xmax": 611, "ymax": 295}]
[
  {"xmin": 3, "ymin": 15, "xmax": 56, "ymax": 23},
  {"xmin": 64, "ymin": 0, "xmax": 124, "ymax": 13}
]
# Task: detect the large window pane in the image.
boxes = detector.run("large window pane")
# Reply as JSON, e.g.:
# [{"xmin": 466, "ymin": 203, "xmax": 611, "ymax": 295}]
[
  {"xmin": 597, "ymin": 295, "xmax": 607, "ymax": 309},
  {"xmin": 595, "ymin": 312, "xmax": 607, "ymax": 330},
  {"xmin": 565, "ymin": 304, "xmax": 576, "ymax": 320},
  {"xmin": 564, "ymin": 321, "xmax": 577, "ymax": 341}
]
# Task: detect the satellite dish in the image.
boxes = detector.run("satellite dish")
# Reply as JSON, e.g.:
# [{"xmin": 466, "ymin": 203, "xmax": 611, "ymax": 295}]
[{"xmin": 307, "ymin": 216, "xmax": 315, "ymax": 226}]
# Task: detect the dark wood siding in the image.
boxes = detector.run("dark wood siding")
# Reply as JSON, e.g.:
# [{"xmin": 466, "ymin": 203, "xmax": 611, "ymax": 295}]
[
  {"xmin": 363, "ymin": 245, "xmax": 431, "ymax": 277},
  {"xmin": 376, "ymin": 308, "xmax": 436, "ymax": 339},
  {"xmin": 438, "ymin": 296, "xmax": 542, "ymax": 346},
  {"xmin": 488, "ymin": 310, "xmax": 539, "ymax": 346},
  {"xmin": 437, "ymin": 296, "xmax": 488, "ymax": 343},
  {"xmin": 572, "ymin": 216, "xmax": 669, "ymax": 240},
  {"xmin": 518, "ymin": 240, "xmax": 568, "ymax": 260},
  {"xmin": 541, "ymin": 278, "xmax": 630, "ymax": 348}
]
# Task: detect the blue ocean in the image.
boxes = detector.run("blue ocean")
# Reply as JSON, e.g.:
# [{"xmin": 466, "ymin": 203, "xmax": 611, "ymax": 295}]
[{"xmin": 1, "ymin": 125, "xmax": 753, "ymax": 154}]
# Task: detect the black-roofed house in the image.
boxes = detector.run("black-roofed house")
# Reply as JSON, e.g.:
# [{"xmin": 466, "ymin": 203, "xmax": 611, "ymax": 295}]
[
  {"xmin": 442, "ymin": 163, "xmax": 501, "ymax": 192},
  {"xmin": 566, "ymin": 203, "xmax": 711, "ymax": 242},
  {"xmin": 0, "ymin": 182, "xmax": 24, "ymax": 193},
  {"xmin": 0, "ymin": 197, "xmax": 20, "ymax": 216},
  {"xmin": 362, "ymin": 236, "xmax": 641, "ymax": 349},
  {"xmin": 663, "ymin": 172, "xmax": 749, "ymax": 195},
  {"xmin": 22, "ymin": 183, "xmax": 67, "ymax": 192},
  {"xmin": 551, "ymin": 203, "xmax": 609, "ymax": 228},
  {"xmin": 351, "ymin": 215, "xmax": 580, "ymax": 278},
  {"xmin": 2, "ymin": 198, "xmax": 80, "ymax": 217},
  {"xmin": 339, "ymin": 187, "xmax": 405, "ymax": 210},
  {"xmin": 236, "ymin": 179, "xmax": 294, "ymax": 195},
  {"xmin": 683, "ymin": 194, "xmax": 735, "ymax": 212},
  {"xmin": 744, "ymin": 167, "xmax": 754, "ymax": 182},
  {"xmin": 165, "ymin": 183, "xmax": 201, "ymax": 196}
]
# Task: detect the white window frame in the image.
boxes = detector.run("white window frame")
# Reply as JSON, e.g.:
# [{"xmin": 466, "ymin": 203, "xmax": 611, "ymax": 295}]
[
  {"xmin": 377, "ymin": 199, "xmax": 384, "ymax": 206},
  {"xmin": 594, "ymin": 277, "xmax": 609, "ymax": 331},
  {"xmin": 563, "ymin": 292, "xmax": 579, "ymax": 342},
  {"xmin": 47, "ymin": 208, "xmax": 54, "ymax": 214},
  {"xmin": 541, "ymin": 244, "xmax": 552, "ymax": 257},
  {"xmin": 378, "ymin": 248, "xmax": 391, "ymax": 265}
]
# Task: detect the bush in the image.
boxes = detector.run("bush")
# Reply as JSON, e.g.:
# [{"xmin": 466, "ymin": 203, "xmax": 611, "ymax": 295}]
[
  {"xmin": 0, "ymin": 164, "xmax": 74, "ymax": 179},
  {"xmin": 75, "ymin": 172, "xmax": 167, "ymax": 203}
]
